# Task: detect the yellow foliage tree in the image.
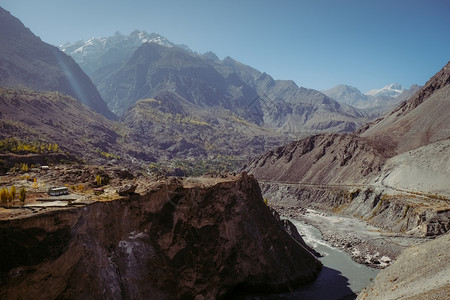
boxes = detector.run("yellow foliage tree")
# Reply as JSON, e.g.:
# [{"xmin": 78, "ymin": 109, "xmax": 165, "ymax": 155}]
[
  {"xmin": 19, "ymin": 187, "xmax": 26, "ymax": 204},
  {"xmin": 21, "ymin": 163, "xmax": 29, "ymax": 172},
  {"xmin": 32, "ymin": 178, "xmax": 38, "ymax": 189},
  {"xmin": 0, "ymin": 188, "xmax": 8, "ymax": 205},
  {"xmin": 10, "ymin": 186, "xmax": 16, "ymax": 202}
]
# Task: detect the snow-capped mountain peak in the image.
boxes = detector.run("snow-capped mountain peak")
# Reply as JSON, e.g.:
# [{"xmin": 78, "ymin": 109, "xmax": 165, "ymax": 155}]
[
  {"xmin": 60, "ymin": 30, "xmax": 181, "ymax": 57},
  {"xmin": 58, "ymin": 30, "xmax": 192, "ymax": 77},
  {"xmin": 365, "ymin": 83, "xmax": 405, "ymax": 98},
  {"xmin": 129, "ymin": 30, "xmax": 175, "ymax": 47}
]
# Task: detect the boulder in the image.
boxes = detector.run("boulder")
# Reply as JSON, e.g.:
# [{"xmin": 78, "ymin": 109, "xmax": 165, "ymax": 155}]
[{"xmin": 117, "ymin": 184, "xmax": 137, "ymax": 196}]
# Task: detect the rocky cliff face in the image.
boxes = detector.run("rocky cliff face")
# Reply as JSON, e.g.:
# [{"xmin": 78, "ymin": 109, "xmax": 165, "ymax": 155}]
[{"xmin": 0, "ymin": 173, "xmax": 321, "ymax": 299}]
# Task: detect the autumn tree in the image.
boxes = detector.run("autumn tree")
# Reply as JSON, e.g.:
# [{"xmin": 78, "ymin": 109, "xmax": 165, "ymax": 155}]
[
  {"xmin": 0, "ymin": 188, "xmax": 8, "ymax": 205},
  {"xmin": 10, "ymin": 185, "xmax": 16, "ymax": 204},
  {"xmin": 19, "ymin": 187, "xmax": 26, "ymax": 204}
]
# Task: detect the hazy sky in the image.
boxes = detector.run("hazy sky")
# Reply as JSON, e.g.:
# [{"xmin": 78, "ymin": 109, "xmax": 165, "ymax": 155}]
[{"xmin": 1, "ymin": 0, "xmax": 449, "ymax": 92}]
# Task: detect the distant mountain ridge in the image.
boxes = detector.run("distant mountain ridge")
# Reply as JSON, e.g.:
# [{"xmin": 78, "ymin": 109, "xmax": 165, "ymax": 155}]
[
  {"xmin": 321, "ymin": 85, "xmax": 368, "ymax": 107},
  {"xmin": 0, "ymin": 7, "xmax": 116, "ymax": 120},
  {"xmin": 322, "ymin": 83, "xmax": 420, "ymax": 116},
  {"xmin": 62, "ymin": 32, "xmax": 369, "ymax": 133},
  {"xmin": 365, "ymin": 83, "xmax": 404, "ymax": 98}
]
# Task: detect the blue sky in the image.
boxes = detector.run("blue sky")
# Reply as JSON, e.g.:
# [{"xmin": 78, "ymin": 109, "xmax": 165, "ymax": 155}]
[{"xmin": 1, "ymin": 0, "xmax": 449, "ymax": 92}]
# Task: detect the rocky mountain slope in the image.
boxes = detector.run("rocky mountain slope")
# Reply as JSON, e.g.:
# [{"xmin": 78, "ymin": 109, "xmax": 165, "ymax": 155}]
[
  {"xmin": 360, "ymin": 62, "xmax": 450, "ymax": 154},
  {"xmin": 0, "ymin": 7, "xmax": 115, "ymax": 120},
  {"xmin": 121, "ymin": 92, "xmax": 291, "ymax": 162},
  {"xmin": 242, "ymin": 133, "xmax": 390, "ymax": 185},
  {"xmin": 0, "ymin": 88, "xmax": 123, "ymax": 161},
  {"xmin": 244, "ymin": 62, "xmax": 450, "ymax": 237},
  {"xmin": 358, "ymin": 232, "xmax": 450, "ymax": 300},
  {"xmin": 0, "ymin": 172, "xmax": 322, "ymax": 299}
]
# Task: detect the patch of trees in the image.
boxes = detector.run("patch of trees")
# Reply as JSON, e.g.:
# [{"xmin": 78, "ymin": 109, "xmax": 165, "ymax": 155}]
[
  {"xmin": 0, "ymin": 186, "xmax": 26, "ymax": 206},
  {"xmin": 0, "ymin": 138, "xmax": 59, "ymax": 154}
]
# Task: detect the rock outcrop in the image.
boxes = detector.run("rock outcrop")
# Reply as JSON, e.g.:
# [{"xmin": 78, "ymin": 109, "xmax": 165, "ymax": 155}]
[
  {"xmin": 0, "ymin": 173, "xmax": 321, "ymax": 299},
  {"xmin": 116, "ymin": 183, "xmax": 137, "ymax": 195}
]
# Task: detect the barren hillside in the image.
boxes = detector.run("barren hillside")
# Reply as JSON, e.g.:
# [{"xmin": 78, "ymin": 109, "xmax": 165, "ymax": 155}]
[{"xmin": 244, "ymin": 62, "xmax": 450, "ymax": 238}]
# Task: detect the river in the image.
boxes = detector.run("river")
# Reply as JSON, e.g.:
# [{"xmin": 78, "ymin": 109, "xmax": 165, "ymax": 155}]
[
  {"xmin": 239, "ymin": 219, "xmax": 379, "ymax": 299},
  {"xmin": 290, "ymin": 219, "xmax": 379, "ymax": 299}
]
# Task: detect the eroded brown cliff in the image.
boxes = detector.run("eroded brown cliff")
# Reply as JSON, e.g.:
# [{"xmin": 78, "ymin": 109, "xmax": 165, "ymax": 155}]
[{"xmin": 0, "ymin": 173, "xmax": 321, "ymax": 299}]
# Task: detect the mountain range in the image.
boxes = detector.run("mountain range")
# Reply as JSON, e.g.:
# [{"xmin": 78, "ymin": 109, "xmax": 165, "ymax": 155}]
[
  {"xmin": 0, "ymin": 10, "xmax": 286, "ymax": 170},
  {"xmin": 61, "ymin": 30, "xmax": 369, "ymax": 133},
  {"xmin": 0, "ymin": 7, "xmax": 428, "ymax": 175}
]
